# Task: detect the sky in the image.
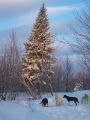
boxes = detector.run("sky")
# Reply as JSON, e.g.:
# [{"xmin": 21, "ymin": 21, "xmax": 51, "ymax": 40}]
[
  {"xmin": 0, "ymin": 0, "xmax": 89, "ymax": 58},
  {"xmin": 0, "ymin": 0, "xmax": 88, "ymax": 31}
]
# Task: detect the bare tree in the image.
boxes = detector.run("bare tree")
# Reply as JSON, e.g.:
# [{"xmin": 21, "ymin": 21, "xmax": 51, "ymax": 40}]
[
  {"xmin": 70, "ymin": 5, "xmax": 90, "ymax": 72},
  {"xmin": 52, "ymin": 59, "xmax": 63, "ymax": 93},
  {"xmin": 62, "ymin": 57, "xmax": 73, "ymax": 92},
  {"xmin": 0, "ymin": 31, "xmax": 22, "ymax": 100},
  {"xmin": 74, "ymin": 67, "xmax": 90, "ymax": 90}
]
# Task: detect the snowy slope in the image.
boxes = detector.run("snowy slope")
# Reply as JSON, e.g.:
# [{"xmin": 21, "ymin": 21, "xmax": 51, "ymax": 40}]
[{"xmin": 0, "ymin": 90, "xmax": 90, "ymax": 120}]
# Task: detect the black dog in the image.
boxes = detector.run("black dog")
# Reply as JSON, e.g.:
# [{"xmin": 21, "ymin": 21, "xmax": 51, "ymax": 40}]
[
  {"xmin": 0, "ymin": 95, "xmax": 6, "ymax": 101},
  {"xmin": 63, "ymin": 95, "xmax": 79, "ymax": 105},
  {"xmin": 40, "ymin": 98, "xmax": 48, "ymax": 107}
]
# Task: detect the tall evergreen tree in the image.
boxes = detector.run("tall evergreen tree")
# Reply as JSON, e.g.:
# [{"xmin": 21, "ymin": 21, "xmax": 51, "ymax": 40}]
[{"xmin": 22, "ymin": 4, "xmax": 54, "ymax": 96}]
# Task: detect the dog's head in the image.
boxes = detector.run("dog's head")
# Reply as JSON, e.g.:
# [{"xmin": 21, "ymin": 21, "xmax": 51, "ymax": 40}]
[{"xmin": 63, "ymin": 95, "xmax": 67, "ymax": 98}]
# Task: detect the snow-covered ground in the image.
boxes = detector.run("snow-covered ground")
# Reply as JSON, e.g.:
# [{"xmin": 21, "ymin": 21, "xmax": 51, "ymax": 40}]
[{"xmin": 0, "ymin": 90, "xmax": 90, "ymax": 120}]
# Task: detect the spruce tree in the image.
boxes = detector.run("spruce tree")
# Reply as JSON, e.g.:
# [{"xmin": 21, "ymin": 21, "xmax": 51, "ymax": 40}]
[{"xmin": 22, "ymin": 4, "xmax": 54, "ymax": 96}]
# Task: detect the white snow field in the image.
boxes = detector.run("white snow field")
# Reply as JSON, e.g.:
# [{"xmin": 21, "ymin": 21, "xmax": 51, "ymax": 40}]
[{"xmin": 0, "ymin": 90, "xmax": 90, "ymax": 120}]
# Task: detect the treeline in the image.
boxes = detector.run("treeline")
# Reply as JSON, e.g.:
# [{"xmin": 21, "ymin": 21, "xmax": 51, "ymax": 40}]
[
  {"xmin": 52, "ymin": 58, "xmax": 90, "ymax": 92},
  {"xmin": 0, "ymin": 33, "xmax": 89, "ymax": 98}
]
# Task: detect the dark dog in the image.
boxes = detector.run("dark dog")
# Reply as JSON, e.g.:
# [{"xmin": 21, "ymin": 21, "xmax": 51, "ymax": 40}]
[
  {"xmin": 40, "ymin": 98, "xmax": 48, "ymax": 107},
  {"xmin": 0, "ymin": 95, "xmax": 6, "ymax": 101},
  {"xmin": 63, "ymin": 95, "xmax": 79, "ymax": 105}
]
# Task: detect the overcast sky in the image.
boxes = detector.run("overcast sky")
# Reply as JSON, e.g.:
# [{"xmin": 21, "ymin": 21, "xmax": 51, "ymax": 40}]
[{"xmin": 0, "ymin": 0, "xmax": 89, "ymax": 58}]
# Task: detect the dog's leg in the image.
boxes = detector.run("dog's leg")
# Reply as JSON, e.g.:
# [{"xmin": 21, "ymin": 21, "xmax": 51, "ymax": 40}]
[
  {"xmin": 46, "ymin": 103, "xmax": 48, "ymax": 107},
  {"xmin": 74, "ymin": 101, "xmax": 77, "ymax": 106}
]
